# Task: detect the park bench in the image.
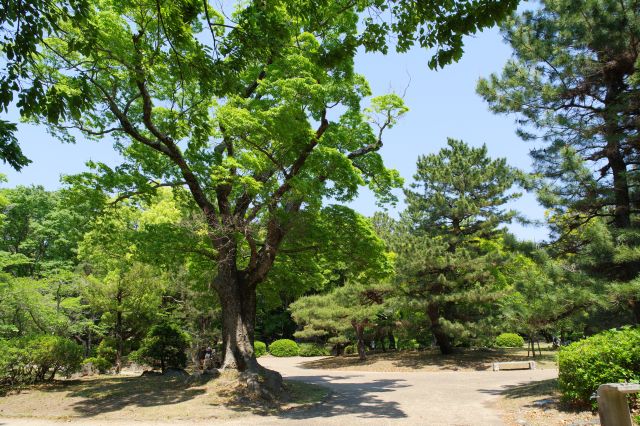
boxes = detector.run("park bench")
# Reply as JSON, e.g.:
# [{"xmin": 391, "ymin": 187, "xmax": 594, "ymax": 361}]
[
  {"xmin": 491, "ymin": 360, "xmax": 536, "ymax": 371},
  {"xmin": 597, "ymin": 383, "xmax": 640, "ymax": 426}
]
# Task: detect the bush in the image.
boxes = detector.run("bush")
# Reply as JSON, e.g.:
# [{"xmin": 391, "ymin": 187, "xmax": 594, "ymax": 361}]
[
  {"xmin": 298, "ymin": 343, "xmax": 329, "ymax": 357},
  {"xmin": 129, "ymin": 322, "xmax": 190, "ymax": 372},
  {"xmin": 254, "ymin": 340, "xmax": 267, "ymax": 357},
  {"xmin": 83, "ymin": 356, "xmax": 112, "ymax": 374},
  {"xmin": 396, "ymin": 338, "xmax": 420, "ymax": 350},
  {"xmin": 343, "ymin": 344, "xmax": 356, "ymax": 355},
  {"xmin": 0, "ymin": 335, "xmax": 83, "ymax": 390},
  {"xmin": 268, "ymin": 339, "xmax": 299, "ymax": 357},
  {"xmin": 559, "ymin": 327, "xmax": 640, "ymax": 407},
  {"xmin": 495, "ymin": 333, "xmax": 525, "ymax": 348},
  {"xmin": 96, "ymin": 339, "xmax": 118, "ymax": 364}
]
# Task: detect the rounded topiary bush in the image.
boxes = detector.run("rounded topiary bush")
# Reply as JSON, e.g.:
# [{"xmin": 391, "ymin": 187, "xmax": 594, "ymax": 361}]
[
  {"xmin": 298, "ymin": 343, "xmax": 329, "ymax": 357},
  {"xmin": 254, "ymin": 340, "xmax": 267, "ymax": 357},
  {"xmin": 495, "ymin": 333, "xmax": 525, "ymax": 348},
  {"xmin": 559, "ymin": 327, "xmax": 640, "ymax": 407},
  {"xmin": 268, "ymin": 339, "xmax": 299, "ymax": 357}
]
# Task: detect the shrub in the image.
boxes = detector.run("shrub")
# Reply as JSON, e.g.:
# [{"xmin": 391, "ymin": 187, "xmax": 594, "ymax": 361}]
[
  {"xmin": 254, "ymin": 340, "xmax": 267, "ymax": 357},
  {"xmin": 96, "ymin": 339, "xmax": 118, "ymax": 364},
  {"xmin": 558, "ymin": 327, "xmax": 640, "ymax": 407},
  {"xmin": 268, "ymin": 339, "xmax": 299, "ymax": 357},
  {"xmin": 0, "ymin": 335, "xmax": 83, "ymax": 389},
  {"xmin": 495, "ymin": 333, "xmax": 525, "ymax": 348},
  {"xmin": 83, "ymin": 356, "xmax": 112, "ymax": 374},
  {"xmin": 343, "ymin": 344, "xmax": 356, "ymax": 355},
  {"xmin": 396, "ymin": 338, "xmax": 420, "ymax": 350},
  {"xmin": 129, "ymin": 322, "xmax": 190, "ymax": 372},
  {"xmin": 298, "ymin": 343, "xmax": 329, "ymax": 357}
]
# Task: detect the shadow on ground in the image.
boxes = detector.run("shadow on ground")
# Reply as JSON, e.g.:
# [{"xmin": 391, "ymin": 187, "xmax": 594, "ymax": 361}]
[
  {"xmin": 300, "ymin": 348, "xmax": 557, "ymax": 372},
  {"xmin": 221, "ymin": 374, "xmax": 409, "ymax": 420},
  {"xmin": 63, "ymin": 375, "xmax": 212, "ymax": 416},
  {"xmin": 480, "ymin": 378, "xmax": 590, "ymax": 413}
]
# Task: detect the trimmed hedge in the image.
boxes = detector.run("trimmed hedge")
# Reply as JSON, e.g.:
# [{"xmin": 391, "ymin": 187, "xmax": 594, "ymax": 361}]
[
  {"xmin": 495, "ymin": 333, "xmax": 525, "ymax": 348},
  {"xmin": 254, "ymin": 340, "xmax": 267, "ymax": 357},
  {"xmin": 268, "ymin": 339, "xmax": 299, "ymax": 357},
  {"xmin": 298, "ymin": 343, "xmax": 329, "ymax": 357},
  {"xmin": 558, "ymin": 327, "xmax": 640, "ymax": 407}
]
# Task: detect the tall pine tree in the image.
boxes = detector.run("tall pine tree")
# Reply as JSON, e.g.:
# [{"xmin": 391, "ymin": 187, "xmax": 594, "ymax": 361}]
[{"xmin": 399, "ymin": 139, "xmax": 524, "ymax": 354}]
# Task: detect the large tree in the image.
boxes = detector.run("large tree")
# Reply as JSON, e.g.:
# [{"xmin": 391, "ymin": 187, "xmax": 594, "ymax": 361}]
[
  {"xmin": 477, "ymin": 0, "xmax": 640, "ymax": 230},
  {"xmin": 398, "ymin": 139, "xmax": 524, "ymax": 354},
  {"xmin": 20, "ymin": 0, "xmax": 519, "ymax": 389}
]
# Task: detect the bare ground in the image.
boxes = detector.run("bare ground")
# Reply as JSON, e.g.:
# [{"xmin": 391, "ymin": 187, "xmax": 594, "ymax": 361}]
[
  {"xmin": 0, "ymin": 371, "xmax": 328, "ymax": 423},
  {"xmin": 300, "ymin": 347, "xmax": 558, "ymax": 372},
  {"xmin": 0, "ymin": 350, "xmax": 615, "ymax": 426}
]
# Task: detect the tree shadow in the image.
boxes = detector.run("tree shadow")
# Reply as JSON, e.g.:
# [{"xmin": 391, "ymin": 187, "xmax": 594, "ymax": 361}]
[
  {"xmin": 479, "ymin": 378, "xmax": 590, "ymax": 414},
  {"xmin": 65, "ymin": 375, "xmax": 212, "ymax": 417},
  {"xmin": 221, "ymin": 374, "xmax": 409, "ymax": 420}
]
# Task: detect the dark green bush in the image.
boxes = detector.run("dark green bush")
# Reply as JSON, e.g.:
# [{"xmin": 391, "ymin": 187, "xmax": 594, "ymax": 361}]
[
  {"xmin": 129, "ymin": 322, "xmax": 190, "ymax": 372},
  {"xmin": 268, "ymin": 339, "xmax": 299, "ymax": 357},
  {"xmin": 298, "ymin": 343, "xmax": 329, "ymax": 357},
  {"xmin": 83, "ymin": 356, "xmax": 112, "ymax": 374},
  {"xmin": 254, "ymin": 340, "xmax": 267, "ymax": 357},
  {"xmin": 495, "ymin": 333, "xmax": 525, "ymax": 348},
  {"xmin": 559, "ymin": 327, "xmax": 640, "ymax": 407}
]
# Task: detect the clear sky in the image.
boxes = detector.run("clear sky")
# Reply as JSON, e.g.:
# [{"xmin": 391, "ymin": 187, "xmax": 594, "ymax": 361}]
[{"xmin": 1, "ymin": 23, "xmax": 549, "ymax": 242}]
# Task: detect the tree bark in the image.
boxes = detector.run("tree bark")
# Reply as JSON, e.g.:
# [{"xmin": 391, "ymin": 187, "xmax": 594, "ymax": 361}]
[
  {"xmin": 605, "ymin": 138, "xmax": 631, "ymax": 229},
  {"xmin": 427, "ymin": 302, "xmax": 453, "ymax": 355},
  {"xmin": 217, "ymin": 276, "xmax": 259, "ymax": 373},
  {"xmin": 115, "ymin": 287, "xmax": 123, "ymax": 374},
  {"xmin": 352, "ymin": 321, "xmax": 367, "ymax": 361}
]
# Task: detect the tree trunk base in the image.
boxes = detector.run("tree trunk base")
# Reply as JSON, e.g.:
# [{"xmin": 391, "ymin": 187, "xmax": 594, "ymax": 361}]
[{"xmin": 221, "ymin": 364, "xmax": 284, "ymax": 401}]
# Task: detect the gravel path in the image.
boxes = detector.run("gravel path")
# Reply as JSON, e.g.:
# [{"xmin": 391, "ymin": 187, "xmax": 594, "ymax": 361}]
[{"xmin": 0, "ymin": 357, "xmax": 557, "ymax": 426}]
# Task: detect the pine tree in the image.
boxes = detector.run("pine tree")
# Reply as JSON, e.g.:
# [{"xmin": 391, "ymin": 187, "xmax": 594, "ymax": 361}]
[{"xmin": 398, "ymin": 139, "xmax": 524, "ymax": 354}]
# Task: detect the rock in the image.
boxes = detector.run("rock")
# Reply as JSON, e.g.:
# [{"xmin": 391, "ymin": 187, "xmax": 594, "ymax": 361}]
[
  {"xmin": 163, "ymin": 368, "xmax": 189, "ymax": 378},
  {"xmin": 533, "ymin": 398, "xmax": 555, "ymax": 407},
  {"xmin": 141, "ymin": 370, "xmax": 162, "ymax": 377}
]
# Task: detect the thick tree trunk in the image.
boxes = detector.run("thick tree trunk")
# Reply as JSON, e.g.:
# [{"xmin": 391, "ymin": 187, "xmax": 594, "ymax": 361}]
[
  {"xmin": 352, "ymin": 322, "xmax": 367, "ymax": 361},
  {"xmin": 427, "ymin": 302, "xmax": 453, "ymax": 355},
  {"xmin": 605, "ymin": 139, "xmax": 631, "ymax": 229},
  {"xmin": 218, "ymin": 279, "xmax": 259, "ymax": 373}
]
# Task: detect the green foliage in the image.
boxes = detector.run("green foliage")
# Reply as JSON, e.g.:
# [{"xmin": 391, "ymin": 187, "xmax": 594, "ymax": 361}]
[
  {"xmin": 558, "ymin": 327, "xmax": 640, "ymax": 407},
  {"xmin": 298, "ymin": 343, "xmax": 329, "ymax": 357},
  {"xmin": 254, "ymin": 341, "xmax": 267, "ymax": 358},
  {"xmin": 96, "ymin": 339, "xmax": 118, "ymax": 364},
  {"xmin": 384, "ymin": 140, "xmax": 525, "ymax": 354},
  {"xmin": 477, "ymin": 0, "xmax": 640, "ymax": 232},
  {"xmin": 396, "ymin": 338, "xmax": 420, "ymax": 351},
  {"xmin": 495, "ymin": 333, "xmax": 525, "ymax": 348},
  {"xmin": 82, "ymin": 357, "xmax": 112, "ymax": 374},
  {"xmin": 268, "ymin": 339, "xmax": 299, "ymax": 357},
  {"xmin": 343, "ymin": 345, "xmax": 356, "ymax": 355},
  {"xmin": 0, "ymin": 335, "xmax": 83, "ymax": 390},
  {"xmin": 130, "ymin": 322, "xmax": 190, "ymax": 372}
]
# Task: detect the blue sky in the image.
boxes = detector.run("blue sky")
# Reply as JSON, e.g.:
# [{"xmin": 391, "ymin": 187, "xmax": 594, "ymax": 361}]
[{"xmin": 1, "ymin": 23, "xmax": 549, "ymax": 242}]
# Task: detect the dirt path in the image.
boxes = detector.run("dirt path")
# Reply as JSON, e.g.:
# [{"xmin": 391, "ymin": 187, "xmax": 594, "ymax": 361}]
[{"xmin": 0, "ymin": 356, "xmax": 557, "ymax": 426}]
